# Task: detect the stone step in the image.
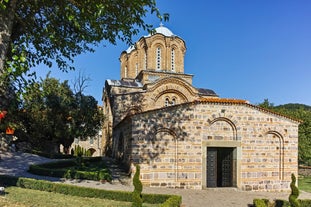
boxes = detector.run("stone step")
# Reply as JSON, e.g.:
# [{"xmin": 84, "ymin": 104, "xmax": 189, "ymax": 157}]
[{"xmin": 102, "ymin": 157, "xmax": 132, "ymax": 186}]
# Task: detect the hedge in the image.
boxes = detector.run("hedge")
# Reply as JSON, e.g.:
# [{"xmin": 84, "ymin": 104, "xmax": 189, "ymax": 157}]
[
  {"xmin": 26, "ymin": 150, "xmax": 103, "ymax": 161},
  {"xmin": 35, "ymin": 160, "xmax": 76, "ymax": 168},
  {"xmin": 0, "ymin": 175, "xmax": 182, "ymax": 206},
  {"xmin": 253, "ymin": 198, "xmax": 311, "ymax": 207},
  {"xmin": 25, "ymin": 150, "xmax": 74, "ymax": 159},
  {"xmin": 28, "ymin": 158, "xmax": 111, "ymax": 181}
]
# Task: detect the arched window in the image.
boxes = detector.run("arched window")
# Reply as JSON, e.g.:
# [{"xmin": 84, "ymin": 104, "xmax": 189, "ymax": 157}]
[
  {"xmin": 124, "ymin": 66, "xmax": 127, "ymax": 78},
  {"xmin": 171, "ymin": 49, "xmax": 175, "ymax": 72},
  {"xmin": 171, "ymin": 98, "xmax": 176, "ymax": 106},
  {"xmin": 165, "ymin": 98, "xmax": 169, "ymax": 107},
  {"xmin": 135, "ymin": 63, "xmax": 138, "ymax": 76},
  {"xmin": 156, "ymin": 47, "xmax": 161, "ymax": 70}
]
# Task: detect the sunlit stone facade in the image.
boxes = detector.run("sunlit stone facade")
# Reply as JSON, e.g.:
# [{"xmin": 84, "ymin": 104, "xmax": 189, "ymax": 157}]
[{"xmin": 102, "ymin": 25, "xmax": 300, "ymax": 191}]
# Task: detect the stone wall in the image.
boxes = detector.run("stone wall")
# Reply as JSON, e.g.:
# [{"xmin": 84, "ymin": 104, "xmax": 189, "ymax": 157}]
[
  {"xmin": 123, "ymin": 101, "xmax": 298, "ymax": 191},
  {"xmin": 112, "ymin": 118, "xmax": 132, "ymax": 164},
  {"xmin": 110, "ymin": 91, "xmax": 144, "ymax": 126},
  {"xmin": 62, "ymin": 133, "xmax": 103, "ymax": 157}
]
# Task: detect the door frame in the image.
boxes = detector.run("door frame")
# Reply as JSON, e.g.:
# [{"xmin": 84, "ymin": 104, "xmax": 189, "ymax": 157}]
[{"xmin": 202, "ymin": 141, "xmax": 241, "ymax": 189}]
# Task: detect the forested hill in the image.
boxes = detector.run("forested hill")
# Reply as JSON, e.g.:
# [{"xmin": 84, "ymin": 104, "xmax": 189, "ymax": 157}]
[
  {"xmin": 258, "ymin": 100, "xmax": 311, "ymax": 165},
  {"xmin": 275, "ymin": 103, "xmax": 311, "ymax": 111}
]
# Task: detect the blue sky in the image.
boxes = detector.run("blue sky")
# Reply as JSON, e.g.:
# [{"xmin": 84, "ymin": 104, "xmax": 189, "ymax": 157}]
[{"xmin": 35, "ymin": 0, "xmax": 311, "ymax": 106}]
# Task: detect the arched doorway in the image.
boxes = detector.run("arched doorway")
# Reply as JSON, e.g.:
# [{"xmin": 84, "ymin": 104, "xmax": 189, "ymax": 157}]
[
  {"xmin": 204, "ymin": 117, "xmax": 240, "ymax": 188},
  {"xmin": 87, "ymin": 148, "xmax": 96, "ymax": 156}
]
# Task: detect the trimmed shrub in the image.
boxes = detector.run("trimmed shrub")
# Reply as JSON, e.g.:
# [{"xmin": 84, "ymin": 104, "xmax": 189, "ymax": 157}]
[
  {"xmin": 28, "ymin": 164, "xmax": 67, "ymax": 177},
  {"xmin": 274, "ymin": 199, "xmax": 290, "ymax": 207},
  {"xmin": 26, "ymin": 149, "xmax": 73, "ymax": 159},
  {"xmin": 0, "ymin": 175, "xmax": 181, "ymax": 206},
  {"xmin": 142, "ymin": 194, "xmax": 171, "ymax": 204},
  {"xmin": 299, "ymin": 199, "xmax": 311, "ymax": 207},
  {"xmin": 160, "ymin": 195, "xmax": 182, "ymax": 207},
  {"xmin": 253, "ymin": 197, "xmax": 311, "ymax": 207},
  {"xmin": 28, "ymin": 158, "xmax": 111, "ymax": 181},
  {"xmin": 289, "ymin": 173, "xmax": 300, "ymax": 207},
  {"xmin": 98, "ymin": 169, "xmax": 112, "ymax": 181},
  {"xmin": 36, "ymin": 160, "xmax": 76, "ymax": 168},
  {"xmin": 253, "ymin": 198, "xmax": 268, "ymax": 207},
  {"xmin": 81, "ymin": 156, "xmax": 102, "ymax": 163},
  {"xmin": 132, "ymin": 165, "xmax": 143, "ymax": 207}
]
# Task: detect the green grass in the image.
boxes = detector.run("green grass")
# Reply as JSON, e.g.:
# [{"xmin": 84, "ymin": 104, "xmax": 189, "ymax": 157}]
[
  {"xmin": 299, "ymin": 176, "xmax": 311, "ymax": 193},
  {"xmin": 1, "ymin": 187, "xmax": 159, "ymax": 207}
]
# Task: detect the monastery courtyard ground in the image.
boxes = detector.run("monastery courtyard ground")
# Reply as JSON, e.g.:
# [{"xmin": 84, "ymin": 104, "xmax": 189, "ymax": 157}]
[{"xmin": 0, "ymin": 150, "xmax": 310, "ymax": 207}]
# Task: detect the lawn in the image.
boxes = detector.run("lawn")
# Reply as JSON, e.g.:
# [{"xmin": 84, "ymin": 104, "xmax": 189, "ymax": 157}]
[
  {"xmin": 0, "ymin": 187, "xmax": 159, "ymax": 207},
  {"xmin": 299, "ymin": 176, "xmax": 311, "ymax": 193}
]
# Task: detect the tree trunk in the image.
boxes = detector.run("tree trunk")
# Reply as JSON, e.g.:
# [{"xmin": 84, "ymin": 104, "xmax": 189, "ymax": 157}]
[
  {"xmin": 0, "ymin": 0, "xmax": 17, "ymax": 73},
  {"xmin": 0, "ymin": 0, "xmax": 17, "ymax": 109}
]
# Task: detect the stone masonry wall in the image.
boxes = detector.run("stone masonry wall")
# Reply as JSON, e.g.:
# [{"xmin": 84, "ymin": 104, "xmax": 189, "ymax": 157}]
[{"xmin": 128, "ymin": 102, "xmax": 299, "ymax": 191}]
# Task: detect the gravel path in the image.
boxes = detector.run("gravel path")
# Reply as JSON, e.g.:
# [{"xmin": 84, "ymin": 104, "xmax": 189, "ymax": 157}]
[{"xmin": 1, "ymin": 150, "xmax": 310, "ymax": 207}]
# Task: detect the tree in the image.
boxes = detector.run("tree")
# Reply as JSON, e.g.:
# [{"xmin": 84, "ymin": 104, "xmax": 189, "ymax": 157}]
[
  {"xmin": 21, "ymin": 74, "xmax": 103, "ymax": 152},
  {"xmin": 65, "ymin": 92, "xmax": 103, "ymax": 153},
  {"xmin": 0, "ymin": 0, "xmax": 167, "ymax": 75},
  {"xmin": 257, "ymin": 98, "xmax": 274, "ymax": 109},
  {"xmin": 21, "ymin": 75, "xmax": 75, "ymax": 152},
  {"xmin": 0, "ymin": 0, "xmax": 167, "ymax": 121},
  {"xmin": 274, "ymin": 104, "xmax": 311, "ymax": 165}
]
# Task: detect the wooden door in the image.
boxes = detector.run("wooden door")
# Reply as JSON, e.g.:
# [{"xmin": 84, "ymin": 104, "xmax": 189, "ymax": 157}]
[
  {"xmin": 207, "ymin": 147, "xmax": 234, "ymax": 187},
  {"xmin": 206, "ymin": 148, "xmax": 217, "ymax": 187},
  {"xmin": 219, "ymin": 148, "xmax": 233, "ymax": 187}
]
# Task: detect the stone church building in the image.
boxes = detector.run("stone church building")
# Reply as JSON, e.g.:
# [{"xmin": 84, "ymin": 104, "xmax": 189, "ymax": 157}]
[{"xmin": 102, "ymin": 25, "xmax": 300, "ymax": 191}]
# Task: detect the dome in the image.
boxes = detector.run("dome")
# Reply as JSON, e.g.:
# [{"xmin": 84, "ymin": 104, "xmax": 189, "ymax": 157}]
[
  {"xmin": 154, "ymin": 25, "xmax": 174, "ymax": 36},
  {"xmin": 146, "ymin": 23, "xmax": 175, "ymax": 37}
]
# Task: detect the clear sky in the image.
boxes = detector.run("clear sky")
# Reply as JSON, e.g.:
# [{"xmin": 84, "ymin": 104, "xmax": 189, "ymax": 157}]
[{"xmin": 35, "ymin": 0, "xmax": 311, "ymax": 106}]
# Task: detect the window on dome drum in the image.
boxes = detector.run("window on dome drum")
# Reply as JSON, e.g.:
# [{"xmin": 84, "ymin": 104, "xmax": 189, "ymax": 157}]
[
  {"xmin": 165, "ymin": 98, "xmax": 169, "ymax": 107},
  {"xmin": 156, "ymin": 47, "xmax": 161, "ymax": 70},
  {"xmin": 135, "ymin": 63, "xmax": 138, "ymax": 76},
  {"xmin": 171, "ymin": 98, "xmax": 176, "ymax": 105},
  {"xmin": 124, "ymin": 66, "xmax": 127, "ymax": 78},
  {"xmin": 171, "ymin": 49, "xmax": 175, "ymax": 72}
]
